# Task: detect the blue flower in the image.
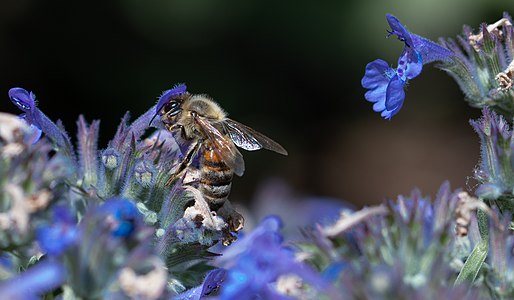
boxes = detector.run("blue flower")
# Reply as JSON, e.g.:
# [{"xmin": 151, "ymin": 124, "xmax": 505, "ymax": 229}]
[
  {"xmin": 36, "ymin": 206, "xmax": 79, "ymax": 256},
  {"xmin": 0, "ymin": 260, "xmax": 66, "ymax": 300},
  {"xmin": 8, "ymin": 87, "xmax": 75, "ymax": 154},
  {"xmin": 8, "ymin": 87, "xmax": 37, "ymax": 114},
  {"xmin": 173, "ymin": 268, "xmax": 227, "ymax": 300},
  {"xmin": 8, "ymin": 87, "xmax": 43, "ymax": 140},
  {"xmin": 215, "ymin": 216, "xmax": 332, "ymax": 299},
  {"xmin": 98, "ymin": 197, "xmax": 142, "ymax": 237},
  {"xmin": 361, "ymin": 14, "xmax": 454, "ymax": 119}
]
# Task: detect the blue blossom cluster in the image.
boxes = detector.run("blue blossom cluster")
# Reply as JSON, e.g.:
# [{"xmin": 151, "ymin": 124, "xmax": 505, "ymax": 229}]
[
  {"xmin": 0, "ymin": 85, "xmax": 246, "ymax": 298},
  {"xmin": 439, "ymin": 13, "xmax": 514, "ymax": 117},
  {"xmin": 301, "ymin": 183, "xmax": 483, "ymax": 299}
]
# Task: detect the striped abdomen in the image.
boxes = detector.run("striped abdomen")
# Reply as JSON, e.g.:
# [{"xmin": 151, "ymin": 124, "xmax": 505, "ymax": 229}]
[{"xmin": 199, "ymin": 145, "xmax": 234, "ymax": 211}]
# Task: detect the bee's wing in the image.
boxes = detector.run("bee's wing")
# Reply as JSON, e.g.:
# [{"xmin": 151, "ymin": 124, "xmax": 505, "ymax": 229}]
[
  {"xmin": 194, "ymin": 115, "xmax": 245, "ymax": 176},
  {"xmin": 223, "ymin": 118, "xmax": 288, "ymax": 155}
]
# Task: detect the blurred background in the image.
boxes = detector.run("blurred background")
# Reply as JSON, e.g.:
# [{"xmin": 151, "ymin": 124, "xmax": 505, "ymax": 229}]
[{"xmin": 2, "ymin": 0, "xmax": 514, "ymax": 209}]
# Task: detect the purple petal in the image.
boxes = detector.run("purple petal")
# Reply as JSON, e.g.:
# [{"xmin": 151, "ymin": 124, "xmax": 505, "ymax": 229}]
[
  {"xmin": 362, "ymin": 60, "xmax": 395, "ymax": 113},
  {"xmin": 362, "ymin": 60, "xmax": 406, "ymax": 119},
  {"xmin": 386, "ymin": 14, "xmax": 413, "ymax": 47},
  {"xmin": 36, "ymin": 206, "xmax": 78, "ymax": 256},
  {"xmin": 397, "ymin": 48, "xmax": 423, "ymax": 80},
  {"xmin": 8, "ymin": 87, "xmax": 35, "ymax": 112},
  {"xmin": 361, "ymin": 59, "xmax": 392, "ymax": 89},
  {"xmin": 155, "ymin": 83, "xmax": 187, "ymax": 114},
  {"xmin": 98, "ymin": 198, "xmax": 142, "ymax": 237},
  {"xmin": 172, "ymin": 269, "xmax": 227, "ymax": 300},
  {"xmin": 8, "ymin": 88, "xmax": 44, "ymax": 129},
  {"xmin": 0, "ymin": 260, "xmax": 66, "ymax": 299},
  {"xmin": 201, "ymin": 269, "xmax": 227, "ymax": 297},
  {"xmin": 385, "ymin": 75, "xmax": 405, "ymax": 112}
]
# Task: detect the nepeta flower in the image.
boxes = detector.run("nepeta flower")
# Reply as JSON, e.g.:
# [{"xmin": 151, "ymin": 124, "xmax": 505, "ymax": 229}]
[
  {"xmin": 1, "ymin": 84, "xmax": 253, "ymax": 298},
  {"xmin": 36, "ymin": 206, "xmax": 78, "ymax": 256},
  {"xmin": 362, "ymin": 14, "xmax": 454, "ymax": 119},
  {"xmin": 0, "ymin": 260, "xmax": 65, "ymax": 300},
  {"xmin": 173, "ymin": 268, "xmax": 227, "ymax": 300},
  {"xmin": 97, "ymin": 197, "xmax": 142, "ymax": 237},
  {"xmin": 304, "ymin": 183, "xmax": 481, "ymax": 299},
  {"xmin": 470, "ymin": 108, "xmax": 514, "ymax": 212},
  {"xmin": 215, "ymin": 216, "xmax": 334, "ymax": 300},
  {"xmin": 486, "ymin": 212, "xmax": 514, "ymax": 297},
  {"xmin": 63, "ymin": 197, "xmax": 157, "ymax": 298},
  {"xmin": 0, "ymin": 113, "xmax": 71, "ymax": 251},
  {"xmin": 8, "ymin": 88, "xmax": 75, "ymax": 155}
]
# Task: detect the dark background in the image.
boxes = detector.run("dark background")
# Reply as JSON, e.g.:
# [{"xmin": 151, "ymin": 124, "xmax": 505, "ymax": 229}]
[{"xmin": 2, "ymin": 0, "xmax": 513, "ymax": 207}]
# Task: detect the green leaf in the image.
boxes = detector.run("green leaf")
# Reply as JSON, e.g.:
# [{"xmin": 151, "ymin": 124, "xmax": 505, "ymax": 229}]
[
  {"xmin": 477, "ymin": 208, "xmax": 489, "ymax": 240},
  {"xmin": 454, "ymin": 239, "xmax": 488, "ymax": 285}
]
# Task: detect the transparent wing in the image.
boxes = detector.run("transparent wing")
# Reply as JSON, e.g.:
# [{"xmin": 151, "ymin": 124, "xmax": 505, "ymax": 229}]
[
  {"xmin": 223, "ymin": 118, "xmax": 288, "ymax": 155},
  {"xmin": 194, "ymin": 115, "xmax": 245, "ymax": 176}
]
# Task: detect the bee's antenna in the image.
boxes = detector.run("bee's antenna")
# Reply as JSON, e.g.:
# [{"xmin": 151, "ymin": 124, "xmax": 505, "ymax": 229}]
[{"xmin": 149, "ymin": 111, "xmax": 159, "ymax": 127}]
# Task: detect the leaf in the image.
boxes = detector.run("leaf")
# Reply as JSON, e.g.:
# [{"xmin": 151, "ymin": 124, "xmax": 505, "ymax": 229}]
[{"xmin": 454, "ymin": 239, "xmax": 488, "ymax": 285}]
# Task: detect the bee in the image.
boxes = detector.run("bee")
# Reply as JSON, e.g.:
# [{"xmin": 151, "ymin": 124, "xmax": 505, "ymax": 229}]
[{"xmin": 153, "ymin": 84, "xmax": 288, "ymax": 211}]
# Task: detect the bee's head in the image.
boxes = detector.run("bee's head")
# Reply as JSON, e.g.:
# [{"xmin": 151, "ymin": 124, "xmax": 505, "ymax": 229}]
[{"xmin": 150, "ymin": 83, "xmax": 188, "ymax": 126}]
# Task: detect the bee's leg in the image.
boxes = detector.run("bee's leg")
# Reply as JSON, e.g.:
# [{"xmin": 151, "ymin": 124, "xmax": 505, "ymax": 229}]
[
  {"xmin": 166, "ymin": 141, "xmax": 201, "ymax": 186},
  {"xmin": 163, "ymin": 123, "xmax": 182, "ymax": 132}
]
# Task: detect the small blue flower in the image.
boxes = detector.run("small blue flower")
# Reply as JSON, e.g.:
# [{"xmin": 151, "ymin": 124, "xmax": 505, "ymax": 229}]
[
  {"xmin": 173, "ymin": 268, "xmax": 227, "ymax": 300},
  {"xmin": 36, "ymin": 206, "xmax": 79, "ymax": 256},
  {"xmin": 8, "ymin": 87, "xmax": 44, "ymax": 134},
  {"xmin": 8, "ymin": 87, "xmax": 37, "ymax": 113},
  {"xmin": 201, "ymin": 268, "xmax": 227, "ymax": 297},
  {"xmin": 216, "ymin": 216, "xmax": 331, "ymax": 299},
  {"xmin": 8, "ymin": 87, "xmax": 75, "ymax": 155},
  {"xmin": 0, "ymin": 260, "xmax": 66, "ymax": 300},
  {"xmin": 321, "ymin": 262, "xmax": 348, "ymax": 281},
  {"xmin": 134, "ymin": 160, "xmax": 157, "ymax": 188},
  {"xmin": 98, "ymin": 197, "xmax": 142, "ymax": 237},
  {"xmin": 362, "ymin": 14, "xmax": 454, "ymax": 119},
  {"xmin": 101, "ymin": 148, "xmax": 121, "ymax": 170}
]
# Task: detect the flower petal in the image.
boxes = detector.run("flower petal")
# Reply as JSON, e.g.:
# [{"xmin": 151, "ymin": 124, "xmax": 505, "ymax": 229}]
[
  {"xmin": 386, "ymin": 14, "xmax": 414, "ymax": 47},
  {"xmin": 361, "ymin": 59, "xmax": 392, "ymax": 89},
  {"xmin": 98, "ymin": 198, "xmax": 141, "ymax": 237},
  {"xmin": 8, "ymin": 87, "xmax": 35, "ymax": 112},
  {"xmin": 385, "ymin": 75, "xmax": 405, "ymax": 113},
  {"xmin": 397, "ymin": 48, "xmax": 423, "ymax": 80},
  {"xmin": 0, "ymin": 260, "xmax": 65, "ymax": 299},
  {"xmin": 362, "ymin": 59, "xmax": 396, "ymax": 112},
  {"xmin": 36, "ymin": 206, "xmax": 78, "ymax": 256},
  {"xmin": 155, "ymin": 83, "xmax": 187, "ymax": 115},
  {"xmin": 201, "ymin": 268, "xmax": 227, "ymax": 297}
]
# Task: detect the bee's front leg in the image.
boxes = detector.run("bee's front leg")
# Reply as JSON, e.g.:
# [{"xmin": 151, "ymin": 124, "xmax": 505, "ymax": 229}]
[{"xmin": 165, "ymin": 141, "xmax": 201, "ymax": 186}]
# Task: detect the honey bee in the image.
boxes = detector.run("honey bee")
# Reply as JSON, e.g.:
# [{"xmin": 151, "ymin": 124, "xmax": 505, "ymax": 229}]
[{"xmin": 154, "ymin": 84, "xmax": 288, "ymax": 211}]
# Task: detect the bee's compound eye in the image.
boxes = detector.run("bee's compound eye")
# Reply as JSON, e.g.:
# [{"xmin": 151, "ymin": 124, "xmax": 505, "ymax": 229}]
[
  {"xmin": 164, "ymin": 100, "xmax": 181, "ymax": 116},
  {"xmin": 166, "ymin": 101, "xmax": 178, "ymax": 109}
]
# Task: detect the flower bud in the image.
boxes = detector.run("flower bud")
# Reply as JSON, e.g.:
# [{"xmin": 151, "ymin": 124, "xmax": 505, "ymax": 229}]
[{"xmin": 101, "ymin": 148, "xmax": 121, "ymax": 170}]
